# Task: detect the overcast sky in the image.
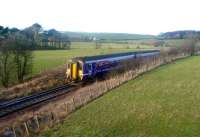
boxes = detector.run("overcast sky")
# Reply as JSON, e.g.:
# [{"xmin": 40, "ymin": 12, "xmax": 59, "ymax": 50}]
[{"xmin": 0, "ymin": 0, "xmax": 200, "ymax": 35}]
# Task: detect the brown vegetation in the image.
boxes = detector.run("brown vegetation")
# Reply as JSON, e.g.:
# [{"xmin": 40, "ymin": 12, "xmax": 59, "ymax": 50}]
[{"xmin": 0, "ymin": 66, "xmax": 66, "ymax": 101}]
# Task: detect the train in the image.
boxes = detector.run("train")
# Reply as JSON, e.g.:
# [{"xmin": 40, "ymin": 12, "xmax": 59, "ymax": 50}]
[{"xmin": 66, "ymin": 50, "xmax": 160, "ymax": 81}]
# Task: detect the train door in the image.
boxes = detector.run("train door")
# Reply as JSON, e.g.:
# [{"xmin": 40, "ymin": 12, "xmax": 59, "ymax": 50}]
[{"xmin": 71, "ymin": 62, "xmax": 78, "ymax": 81}]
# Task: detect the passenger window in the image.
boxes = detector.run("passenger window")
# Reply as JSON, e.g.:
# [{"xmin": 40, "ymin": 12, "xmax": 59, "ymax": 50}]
[{"xmin": 86, "ymin": 64, "xmax": 92, "ymax": 71}]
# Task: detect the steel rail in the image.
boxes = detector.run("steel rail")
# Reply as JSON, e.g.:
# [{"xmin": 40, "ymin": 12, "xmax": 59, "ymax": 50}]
[{"xmin": 0, "ymin": 82, "xmax": 81, "ymax": 118}]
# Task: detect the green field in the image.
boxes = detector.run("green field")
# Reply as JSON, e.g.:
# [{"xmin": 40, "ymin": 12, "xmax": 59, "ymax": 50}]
[
  {"xmin": 33, "ymin": 42, "xmax": 154, "ymax": 74},
  {"xmin": 39, "ymin": 56, "xmax": 200, "ymax": 137}
]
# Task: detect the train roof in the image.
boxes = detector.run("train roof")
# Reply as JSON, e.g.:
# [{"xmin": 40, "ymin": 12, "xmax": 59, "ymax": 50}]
[{"xmin": 71, "ymin": 50, "xmax": 160, "ymax": 63}]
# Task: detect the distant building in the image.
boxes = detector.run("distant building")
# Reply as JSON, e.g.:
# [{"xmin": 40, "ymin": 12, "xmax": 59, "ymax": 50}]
[{"xmin": 93, "ymin": 37, "xmax": 96, "ymax": 41}]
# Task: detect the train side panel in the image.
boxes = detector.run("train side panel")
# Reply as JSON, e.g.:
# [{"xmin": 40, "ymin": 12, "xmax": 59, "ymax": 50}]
[{"xmin": 82, "ymin": 54, "xmax": 136, "ymax": 80}]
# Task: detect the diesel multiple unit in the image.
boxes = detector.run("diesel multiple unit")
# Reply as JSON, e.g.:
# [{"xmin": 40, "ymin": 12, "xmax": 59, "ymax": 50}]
[{"xmin": 66, "ymin": 50, "xmax": 160, "ymax": 81}]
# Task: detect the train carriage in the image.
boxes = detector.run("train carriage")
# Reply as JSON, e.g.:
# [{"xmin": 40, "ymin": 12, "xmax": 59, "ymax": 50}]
[{"xmin": 66, "ymin": 50, "xmax": 160, "ymax": 81}]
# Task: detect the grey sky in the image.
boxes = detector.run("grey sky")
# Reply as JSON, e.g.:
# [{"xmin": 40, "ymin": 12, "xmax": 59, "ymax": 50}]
[{"xmin": 0, "ymin": 0, "xmax": 200, "ymax": 34}]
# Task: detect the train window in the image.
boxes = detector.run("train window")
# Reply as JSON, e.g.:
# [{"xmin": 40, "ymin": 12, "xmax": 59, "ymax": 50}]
[
  {"xmin": 86, "ymin": 63, "xmax": 92, "ymax": 71},
  {"xmin": 78, "ymin": 62, "xmax": 83, "ymax": 70},
  {"xmin": 67, "ymin": 64, "xmax": 71, "ymax": 69}
]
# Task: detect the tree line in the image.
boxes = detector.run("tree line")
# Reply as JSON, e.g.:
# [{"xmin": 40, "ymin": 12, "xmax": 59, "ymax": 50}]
[
  {"xmin": 0, "ymin": 23, "xmax": 71, "ymax": 50},
  {"xmin": 159, "ymin": 30, "xmax": 200, "ymax": 39}
]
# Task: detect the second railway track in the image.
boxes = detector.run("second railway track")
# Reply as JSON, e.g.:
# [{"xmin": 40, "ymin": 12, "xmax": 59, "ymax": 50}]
[{"xmin": 0, "ymin": 82, "xmax": 83, "ymax": 118}]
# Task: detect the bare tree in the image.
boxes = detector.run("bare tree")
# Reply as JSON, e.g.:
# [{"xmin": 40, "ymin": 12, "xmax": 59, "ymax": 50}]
[
  {"xmin": 181, "ymin": 39, "xmax": 197, "ymax": 56},
  {"xmin": 12, "ymin": 36, "xmax": 33, "ymax": 82},
  {"xmin": 0, "ymin": 39, "xmax": 14, "ymax": 87}
]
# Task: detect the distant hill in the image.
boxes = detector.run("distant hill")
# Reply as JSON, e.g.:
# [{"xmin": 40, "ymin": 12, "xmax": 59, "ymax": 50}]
[
  {"xmin": 160, "ymin": 30, "xmax": 200, "ymax": 39},
  {"xmin": 63, "ymin": 31, "xmax": 155, "ymax": 41}
]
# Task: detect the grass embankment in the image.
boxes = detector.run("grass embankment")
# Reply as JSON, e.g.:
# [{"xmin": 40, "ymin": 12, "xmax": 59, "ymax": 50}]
[
  {"xmin": 39, "ymin": 56, "xmax": 200, "ymax": 137},
  {"xmin": 33, "ymin": 42, "xmax": 153, "ymax": 74}
]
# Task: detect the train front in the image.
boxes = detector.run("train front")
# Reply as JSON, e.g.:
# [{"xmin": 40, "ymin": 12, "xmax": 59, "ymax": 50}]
[{"xmin": 66, "ymin": 58, "xmax": 84, "ymax": 82}]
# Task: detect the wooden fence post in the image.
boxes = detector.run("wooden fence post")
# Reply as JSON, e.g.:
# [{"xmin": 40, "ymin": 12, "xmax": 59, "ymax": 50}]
[
  {"xmin": 24, "ymin": 122, "xmax": 29, "ymax": 137},
  {"xmin": 12, "ymin": 126, "xmax": 17, "ymax": 137},
  {"xmin": 35, "ymin": 115, "xmax": 40, "ymax": 129}
]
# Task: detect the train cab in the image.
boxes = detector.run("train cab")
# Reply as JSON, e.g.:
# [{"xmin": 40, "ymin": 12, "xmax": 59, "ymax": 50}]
[{"xmin": 66, "ymin": 59, "xmax": 84, "ymax": 81}]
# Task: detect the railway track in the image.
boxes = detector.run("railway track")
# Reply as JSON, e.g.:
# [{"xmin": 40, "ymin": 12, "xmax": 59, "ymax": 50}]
[{"xmin": 0, "ymin": 82, "xmax": 82, "ymax": 118}]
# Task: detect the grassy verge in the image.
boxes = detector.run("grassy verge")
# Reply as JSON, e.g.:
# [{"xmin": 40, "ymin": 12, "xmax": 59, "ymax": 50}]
[{"xmin": 39, "ymin": 56, "xmax": 200, "ymax": 137}]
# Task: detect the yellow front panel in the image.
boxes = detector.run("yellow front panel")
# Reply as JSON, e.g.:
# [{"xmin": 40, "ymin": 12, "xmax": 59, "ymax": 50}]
[
  {"xmin": 79, "ymin": 70, "xmax": 83, "ymax": 80},
  {"xmin": 72, "ymin": 63, "xmax": 77, "ymax": 80}
]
